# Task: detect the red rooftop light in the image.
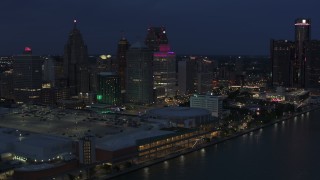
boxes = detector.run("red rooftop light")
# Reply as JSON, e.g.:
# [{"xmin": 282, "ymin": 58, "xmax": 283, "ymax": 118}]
[{"xmin": 24, "ymin": 47, "xmax": 32, "ymax": 52}]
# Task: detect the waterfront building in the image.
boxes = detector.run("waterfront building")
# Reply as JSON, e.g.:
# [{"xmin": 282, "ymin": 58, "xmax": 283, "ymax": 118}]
[
  {"xmin": 145, "ymin": 27, "xmax": 168, "ymax": 51},
  {"xmin": 190, "ymin": 94, "xmax": 223, "ymax": 118},
  {"xmin": 271, "ymin": 18, "xmax": 320, "ymax": 89},
  {"xmin": 13, "ymin": 47, "xmax": 43, "ymax": 104},
  {"xmin": 153, "ymin": 44, "xmax": 176, "ymax": 99},
  {"xmin": 293, "ymin": 18, "xmax": 311, "ymax": 88},
  {"xmin": 63, "ymin": 20, "xmax": 89, "ymax": 97},
  {"xmin": 126, "ymin": 42, "xmax": 154, "ymax": 104},
  {"xmin": 146, "ymin": 107, "xmax": 213, "ymax": 128},
  {"xmin": 97, "ymin": 72, "xmax": 121, "ymax": 106}
]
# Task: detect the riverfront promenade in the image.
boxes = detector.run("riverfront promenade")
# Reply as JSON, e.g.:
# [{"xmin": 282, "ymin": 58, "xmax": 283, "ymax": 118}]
[{"xmin": 98, "ymin": 105, "xmax": 320, "ymax": 180}]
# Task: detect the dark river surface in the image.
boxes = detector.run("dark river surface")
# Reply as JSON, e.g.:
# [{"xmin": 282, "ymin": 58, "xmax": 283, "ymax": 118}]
[{"xmin": 114, "ymin": 110, "xmax": 320, "ymax": 180}]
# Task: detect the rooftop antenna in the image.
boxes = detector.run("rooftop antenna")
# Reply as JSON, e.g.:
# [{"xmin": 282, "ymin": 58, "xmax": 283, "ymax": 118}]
[{"xmin": 73, "ymin": 19, "xmax": 77, "ymax": 29}]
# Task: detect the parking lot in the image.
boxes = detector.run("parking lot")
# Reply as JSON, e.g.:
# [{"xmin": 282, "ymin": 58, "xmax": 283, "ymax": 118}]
[{"xmin": 0, "ymin": 106, "xmax": 136, "ymax": 140}]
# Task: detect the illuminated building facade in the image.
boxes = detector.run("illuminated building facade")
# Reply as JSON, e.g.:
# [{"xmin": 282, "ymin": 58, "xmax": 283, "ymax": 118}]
[
  {"xmin": 97, "ymin": 72, "xmax": 121, "ymax": 106},
  {"xmin": 13, "ymin": 48, "xmax": 43, "ymax": 104},
  {"xmin": 145, "ymin": 27, "xmax": 168, "ymax": 51},
  {"xmin": 153, "ymin": 44, "xmax": 176, "ymax": 98},
  {"xmin": 293, "ymin": 18, "xmax": 310, "ymax": 88},
  {"xmin": 190, "ymin": 94, "xmax": 223, "ymax": 118},
  {"xmin": 63, "ymin": 20, "xmax": 89, "ymax": 97},
  {"xmin": 79, "ymin": 135, "xmax": 96, "ymax": 165},
  {"xmin": 126, "ymin": 42, "xmax": 154, "ymax": 104}
]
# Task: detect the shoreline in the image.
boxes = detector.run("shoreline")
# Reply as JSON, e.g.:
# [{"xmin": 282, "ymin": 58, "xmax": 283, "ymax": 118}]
[{"xmin": 101, "ymin": 106, "xmax": 320, "ymax": 180}]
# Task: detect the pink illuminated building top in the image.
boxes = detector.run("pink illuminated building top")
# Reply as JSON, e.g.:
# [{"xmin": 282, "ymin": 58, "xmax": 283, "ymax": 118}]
[
  {"xmin": 25, "ymin": 47, "xmax": 32, "ymax": 52},
  {"xmin": 154, "ymin": 44, "xmax": 175, "ymax": 58}
]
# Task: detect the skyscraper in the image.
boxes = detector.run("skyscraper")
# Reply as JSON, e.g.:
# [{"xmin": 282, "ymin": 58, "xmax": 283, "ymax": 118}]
[
  {"xmin": 271, "ymin": 40, "xmax": 295, "ymax": 87},
  {"xmin": 97, "ymin": 72, "xmax": 121, "ymax": 106},
  {"xmin": 305, "ymin": 40, "xmax": 320, "ymax": 89},
  {"xmin": 126, "ymin": 42, "xmax": 154, "ymax": 104},
  {"xmin": 145, "ymin": 27, "xmax": 168, "ymax": 51},
  {"xmin": 63, "ymin": 20, "xmax": 89, "ymax": 97},
  {"xmin": 13, "ymin": 47, "xmax": 43, "ymax": 104},
  {"xmin": 153, "ymin": 44, "xmax": 176, "ymax": 99},
  {"xmin": 195, "ymin": 58, "xmax": 213, "ymax": 93},
  {"xmin": 178, "ymin": 58, "xmax": 196, "ymax": 95},
  {"xmin": 116, "ymin": 37, "xmax": 130, "ymax": 92},
  {"xmin": 271, "ymin": 18, "xmax": 320, "ymax": 89},
  {"xmin": 293, "ymin": 18, "xmax": 311, "ymax": 87}
]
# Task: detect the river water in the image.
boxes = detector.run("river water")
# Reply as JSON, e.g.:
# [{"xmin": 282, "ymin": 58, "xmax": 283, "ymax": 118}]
[{"xmin": 114, "ymin": 110, "xmax": 320, "ymax": 180}]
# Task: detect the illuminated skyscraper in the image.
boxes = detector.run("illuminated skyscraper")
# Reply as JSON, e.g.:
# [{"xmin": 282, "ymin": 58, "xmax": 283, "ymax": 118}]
[
  {"xmin": 126, "ymin": 42, "xmax": 154, "ymax": 104},
  {"xmin": 271, "ymin": 18, "xmax": 320, "ymax": 88},
  {"xmin": 97, "ymin": 72, "xmax": 121, "ymax": 106},
  {"xmin": 153, "ymin": 44, "xmax": 176, "ymax": 99},
  {"xmin": 63, "ymin": 20, "xmax": 89, "ymax": 97},
  {"xmin": 13, "ymin": 47, "xmax": 43, "ymax": 104},
  {"xmin": 145, "ymin": 27, "xmax": 168, "ymax": 51},
  {"xmin": 293, "ymin": 18, "xmax": 311, "ymax": 87},
  {"xmin": 116, "ymin": 37, "xmax": 130, "ymax": 92}
]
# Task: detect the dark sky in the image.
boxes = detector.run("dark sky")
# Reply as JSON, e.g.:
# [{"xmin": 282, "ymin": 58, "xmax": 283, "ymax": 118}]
[{"xmin": 0, "ymin": 0, "xmax": 319, "ymax": 56}]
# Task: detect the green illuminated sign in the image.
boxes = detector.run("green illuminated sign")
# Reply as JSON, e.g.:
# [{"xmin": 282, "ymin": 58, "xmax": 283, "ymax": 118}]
[{"xmin": 97, "ymin": 95, "xmax": 102, "ymax": 100}]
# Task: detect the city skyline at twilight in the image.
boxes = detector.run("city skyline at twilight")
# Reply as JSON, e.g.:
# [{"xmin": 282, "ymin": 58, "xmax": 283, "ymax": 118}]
[{"xmin": 0, "ymin": 0, "xmax": 320, "ymax": 55}]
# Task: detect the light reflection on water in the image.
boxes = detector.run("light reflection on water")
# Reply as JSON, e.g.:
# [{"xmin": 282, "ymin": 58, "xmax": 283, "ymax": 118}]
[{"xmin": 115, "ymin": 110, "xmax": 320, "ymax": 180}]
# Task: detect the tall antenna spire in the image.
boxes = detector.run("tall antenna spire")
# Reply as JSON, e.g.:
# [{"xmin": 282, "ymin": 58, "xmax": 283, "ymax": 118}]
[{"xmin": 73, "ymin": 19, "xmax": 77, "ymax": 29}]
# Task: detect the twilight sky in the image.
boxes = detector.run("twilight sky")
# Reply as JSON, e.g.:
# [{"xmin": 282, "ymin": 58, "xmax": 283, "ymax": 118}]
[{"xmin": 0, "ymin": 0, "xmax": 319, "ymax": 55}]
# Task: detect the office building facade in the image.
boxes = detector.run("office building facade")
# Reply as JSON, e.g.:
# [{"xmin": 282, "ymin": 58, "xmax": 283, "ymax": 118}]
[
  {"xmin": 126, "ymin": 42, "xmax": 154, "ymax": 104},
  {"xmin": 153, "ymin": 44, "xmax": 176, "ymax": 98},
  {"xmin": 13, "ymin": 48, "xmax": 43, "ymax": 104},
  {"xmin": 63, "ymin": 20, "xmax": 89, "ymax": 97},
  {"xmin": 97, "ymin": 72, "xmax": 121, "ymax": 106}
]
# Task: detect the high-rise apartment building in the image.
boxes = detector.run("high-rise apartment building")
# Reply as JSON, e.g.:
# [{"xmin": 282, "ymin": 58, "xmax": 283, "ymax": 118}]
[
  {"xmin": 153, "ymin": 44, "xmax": 176, "ymax": 99},
  {"xmin": 126, "ymin": 42, "xmax": 154, "ymax": 104},
  {"xmin": 145, "ymin": 27, "xmax": 168, "ymax": 51},
  {"xmin": 63, "ymin": 20, "xmax": 89, "ymax": 97},
  {"xmin": 13, "ymin": 47, "xmax": 43, "ymax": 104}
]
